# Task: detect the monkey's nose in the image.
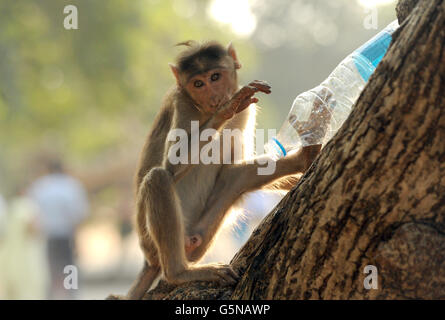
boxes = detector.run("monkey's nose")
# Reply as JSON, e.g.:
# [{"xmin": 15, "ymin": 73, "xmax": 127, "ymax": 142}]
[{"xmin": 210, "ymin": 97, "xmax": 219, "ymax": 108}]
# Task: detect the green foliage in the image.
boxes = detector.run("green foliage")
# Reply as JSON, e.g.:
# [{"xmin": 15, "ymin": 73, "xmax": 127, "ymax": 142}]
[{"xmin": 0, "ymin": 0, "xmax": 256, "ymax": 191}]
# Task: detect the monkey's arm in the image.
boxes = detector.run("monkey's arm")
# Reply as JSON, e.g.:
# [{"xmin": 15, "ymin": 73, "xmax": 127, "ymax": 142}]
[
  {"xmin": 135, "ymin": 103, "xmax": 175, "ymax": 189},
  {"xmin": 163, "ymin": 81, "xmax": 271, "ymax": 182},
  {"xmin": 188, "ymin": 145, "xmax": 321, "ymax": 261}
]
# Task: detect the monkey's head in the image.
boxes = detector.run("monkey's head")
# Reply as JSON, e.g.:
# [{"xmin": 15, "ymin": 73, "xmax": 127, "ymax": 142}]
[{"xmin": 169, "ymin": 41, "xmax": 242, "ymax": 114}]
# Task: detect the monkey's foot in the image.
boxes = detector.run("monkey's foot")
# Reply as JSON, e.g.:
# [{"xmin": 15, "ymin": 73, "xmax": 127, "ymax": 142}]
[{"xmin": 177, "ymin": 264, "xmax": 239, "ymax": 286}]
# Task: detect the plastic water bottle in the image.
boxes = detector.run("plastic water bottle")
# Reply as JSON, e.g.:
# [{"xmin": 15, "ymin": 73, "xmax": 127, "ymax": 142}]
[{"xmin": 265, "ymin": 20, "xmax": 399, "ymax": 159}]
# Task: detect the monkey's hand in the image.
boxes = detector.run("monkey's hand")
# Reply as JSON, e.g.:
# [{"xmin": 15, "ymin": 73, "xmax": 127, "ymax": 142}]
[
  {"xmin": 217, "ymin": 80, "xmax": 271, "ymax": 121},
  {"xmin": 286, "ymin": 144, "xmax": 322, "ymax": 173}
]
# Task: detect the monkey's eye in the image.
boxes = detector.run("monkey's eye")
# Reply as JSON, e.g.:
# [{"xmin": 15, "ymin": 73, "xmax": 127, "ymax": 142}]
[
  {"xmin": 210, "ymin": 73, "xmax": 220, "ymax": 81},
  {"xmin": 194, "ymin": 80, "xmax": 204, "ymax": 88}
]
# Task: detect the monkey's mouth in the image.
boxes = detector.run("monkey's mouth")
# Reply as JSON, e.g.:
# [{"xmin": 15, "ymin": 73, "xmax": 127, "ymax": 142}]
[
  {"xmin": 206, "ymin": 97, "xmax": 230, "ymax": 113},
  {"xmin": 209, "ymin": 103, "xmax": 224, "ymax": 112},
  {"xmin": 205, "ymin": 105, "xmax": 218, "ymax": 113}
]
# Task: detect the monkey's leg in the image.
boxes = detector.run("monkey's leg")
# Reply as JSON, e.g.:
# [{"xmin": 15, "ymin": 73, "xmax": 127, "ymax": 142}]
[
  {"xmin": 141, "ymin": 167, "xmax": 238, "ymax": 285},
  {"xmin": 124, "ymin": 233, "xmax": 162, "ymax": 299},
  {"xmin": 189, "ymin": 144, "xmax": 321, "ymax": 261},
  {"xmin": 107, "ymin": 260, "xmax": 160, "ymax": 300},
  {"xmin": 126, "ymin": 261, "xmax": 160, "ymax": 300}
]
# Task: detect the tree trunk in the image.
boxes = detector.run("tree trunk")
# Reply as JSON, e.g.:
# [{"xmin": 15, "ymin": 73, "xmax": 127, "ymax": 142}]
[{"xmin": 143, "ymin": 0, "xmax": 445, "ymax": 300}]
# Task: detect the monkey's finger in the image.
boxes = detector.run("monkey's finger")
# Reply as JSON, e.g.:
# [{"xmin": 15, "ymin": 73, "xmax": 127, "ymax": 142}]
[
  {"xmin": 222, "ymin": 265, "xmax": 239, "ymax": 280},
  {"xmin": 216, "ymin": 269, "xmax": 238, "ymax": 284},
  {"xmin": 231, "ymin": 88, "xmax": 255, "ymax": 107},
  {"xmin": 250, "ymin": 97, "xmax": 259, "ymax": 105},
  {"xmin": 248, "ymin": 80, "xmax": 271, "ymax": 91},
  {"xmin": 249, "ymin": 80, "xmax": 271, "ymax": 88},
  {"xmin": 225, "ymin": 267, "xmax": 239, "ymax": 279},
  {"xmin": 242, "ymin": 85, "xmax": 269, "ymax": 96},
  {"xmin": 236, "ymin": 98, "xmax": 258, "ymax": 114},
  {"xmin": 216, "ymin": 271, "xmax": 234, "ymax": 284},
  {"xmin": 209, "ymin": 264, "xmax": 239, "ymax": 284},
  {"xmin": 241, "ymin": 97, "xmax": 259, "ymax": 107},
  {"xmin": 235, "ymin": 86, "xmax": 261, "ymax": 104},
  {"xmin": 237, "ymin": 85, "xmax": 258, "ymax": 97},
  {"xmin": 248, "ymin": 82, "xmax": 271, "ymax": 94}
]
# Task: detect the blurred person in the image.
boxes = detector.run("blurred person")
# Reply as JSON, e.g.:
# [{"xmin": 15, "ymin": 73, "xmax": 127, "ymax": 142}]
[
  {"xmin": 28, "ymin": 157, "xmax": 89, "ymax": 299},
  {"xmin": 0, "ymin": 192, "xmax": 6, "ymax": 297},
  {"xmin": 0, "ymin": 193, "xmax": 6, "ymax": 236},
  {"xmin": 0, "ymin": 191, "xmax": 7, "ymax": 297},
  {"xmin": 0, "ymin": 190, "xmax": 49, "ymax": 299}
]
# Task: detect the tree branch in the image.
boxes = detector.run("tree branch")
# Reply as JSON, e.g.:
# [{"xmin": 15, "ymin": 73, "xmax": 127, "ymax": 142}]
[
  {"xmin": 396, "ymin": 0, "xmax": 420, "ymax": 23},
  {"xmin": 142, "ymin": 0, "xmax": 445, "ymax": 300}
]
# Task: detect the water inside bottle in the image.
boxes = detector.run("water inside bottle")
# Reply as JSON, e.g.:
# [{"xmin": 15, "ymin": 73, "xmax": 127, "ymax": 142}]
[{"xmin": 266, "ymin": 20, "xmax": 399, "ymax": 159}]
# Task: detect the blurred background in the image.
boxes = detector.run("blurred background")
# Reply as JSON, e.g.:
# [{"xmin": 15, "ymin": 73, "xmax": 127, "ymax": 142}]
[{"xmin": 0, "ymin": 0, "xmax": 397, "ymax": 299}]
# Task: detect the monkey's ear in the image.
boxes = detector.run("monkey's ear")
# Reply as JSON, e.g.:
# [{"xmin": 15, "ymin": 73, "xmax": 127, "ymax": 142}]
[
  {"xmin": 227, "ymin": 42, "xmax": 242, "ymax": 69},
  {"xmin": 169, "ymin": 63, "xmax": 182, "ymax": 86}
]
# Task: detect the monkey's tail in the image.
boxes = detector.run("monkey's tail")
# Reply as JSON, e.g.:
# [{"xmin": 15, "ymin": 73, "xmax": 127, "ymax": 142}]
[{"xmin": 127, "ymin": 262, "xmax": 161, "ymax": 300}]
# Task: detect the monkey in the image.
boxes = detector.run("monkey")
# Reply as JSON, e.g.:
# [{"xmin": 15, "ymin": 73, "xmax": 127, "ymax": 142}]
[{"xmin": 109, "ymin": 41, "xmax": 321, "ymax": 300}]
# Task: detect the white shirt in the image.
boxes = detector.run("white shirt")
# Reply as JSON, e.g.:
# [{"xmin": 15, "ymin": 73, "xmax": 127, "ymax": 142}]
[
  {"xmin": 0, "ymin": 194, "xmax": 6, "ymax": 235},
  {"xmin": 28, "ymin": 174, "xmax": 89, "ymax": 238}
]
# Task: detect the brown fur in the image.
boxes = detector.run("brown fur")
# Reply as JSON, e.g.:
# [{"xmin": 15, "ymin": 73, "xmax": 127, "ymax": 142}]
[{"xmin": 110, "ymin": 41, "xmax": 321, "ymax": 299}]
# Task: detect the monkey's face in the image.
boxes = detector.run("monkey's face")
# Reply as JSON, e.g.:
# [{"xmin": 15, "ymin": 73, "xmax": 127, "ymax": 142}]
[{"xmin": 185, "ymin": 67, "xmax": 237, "ymax": 114}]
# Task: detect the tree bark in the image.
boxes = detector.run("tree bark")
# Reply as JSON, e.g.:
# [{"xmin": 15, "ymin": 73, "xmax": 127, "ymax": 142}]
[
  {"xmin": 396, "ymin": 0, "xmax": 419, "ymax": 23},
  {"xmin": 143, "ymin": 0, "xmax": 445, "ymax": 300}
]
